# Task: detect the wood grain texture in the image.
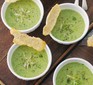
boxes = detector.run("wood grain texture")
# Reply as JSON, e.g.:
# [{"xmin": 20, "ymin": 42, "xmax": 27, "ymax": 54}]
[{"xmin": 0, "ymin": 0, "xmax": 93, "ymax": 85}]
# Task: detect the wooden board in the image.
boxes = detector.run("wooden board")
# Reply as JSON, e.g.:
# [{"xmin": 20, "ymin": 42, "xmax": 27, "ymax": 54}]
[{"xmin": 0, "ymin": 0, "xmax": 93, "ymax": 85}]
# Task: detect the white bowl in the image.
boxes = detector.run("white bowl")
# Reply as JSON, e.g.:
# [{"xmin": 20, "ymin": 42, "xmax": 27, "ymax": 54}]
[
  {"xmin": 1, "ymin": 0, "xmax": 44, "ymax": 33},
  {"xmin": 49, "ymin": 3, "xmax": 89, "ymax": 45},
  {"xmin": 53, "ymin": 58, "xmax": 93, "ymax": 85},
  {"xmin": 7, "ymin": 44, "xmax": 52, "ymax": 80}
]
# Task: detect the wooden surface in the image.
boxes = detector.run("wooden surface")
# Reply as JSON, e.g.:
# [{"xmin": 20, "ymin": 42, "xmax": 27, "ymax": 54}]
[{"xmin": 0, "ymin": 0, "xmax": 93, "ymax": 85}]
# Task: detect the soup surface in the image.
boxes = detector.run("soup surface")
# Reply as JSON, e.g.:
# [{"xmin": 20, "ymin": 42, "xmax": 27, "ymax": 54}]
[
  {"xmin": 52, "ymin": 9, "xmax": 85, "ymax": 41},
  {"xmin": 11, "ymin": 45, "xmax": 48, "ymax": 78},
  {"xmin": 56, "ymin": 62, "xmax": 93, "ymax": 85},
  {"xmin": 5, "ymin": 0, "xmax": 40, "ymax": 30}
]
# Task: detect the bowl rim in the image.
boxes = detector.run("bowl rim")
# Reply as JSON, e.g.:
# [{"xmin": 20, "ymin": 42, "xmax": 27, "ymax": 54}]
[
  {"xmin": 7, "ymin": 44, "xmax": 52, "ymax": 80},
  {"xmin": 50, "ymin": 3, "xmax": 89, "ymax": 45},
  {"xmin": 53, "ymin": 58, "xmax": 93, "ymax": 85},
  {"xmin": 1, "ymin": 0, "xmax": 44, "ymax": 33}
]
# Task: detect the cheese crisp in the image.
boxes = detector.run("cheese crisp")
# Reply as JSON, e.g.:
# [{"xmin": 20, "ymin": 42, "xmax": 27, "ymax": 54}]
[
  {"xmin": 43, "ymin": 4, "xmax": 61, "ymax": 36},
  {"xmin": 0, "ymin": 80, "xmax": 5, "ymax": 85},
  {"xmin": 5, "ymin": 0, "xmax": 18, "ymax": 3},
  {"xmin": 87, "ymin": 35, "xmax": 93, "ymax": 47},
  {"xmin": 10, "ymin": 29, "xmax": 46, "ymax": 51}
]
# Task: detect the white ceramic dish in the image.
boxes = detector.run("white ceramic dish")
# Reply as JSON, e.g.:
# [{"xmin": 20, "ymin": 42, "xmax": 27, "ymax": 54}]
[
  {"xmin": 49, "ymin": 3, "xmax": 89, "ymax": 45},
  {"xmin": 7, "ymin": 44, "xmax": 52, "ymax": 80},
  {"xmin": 1, "ymin": 0, "xmax": 44, "ymax": 33},
  {"xmin": 53, "ymin": 58, "xmax": 93, "ymax": 85}
]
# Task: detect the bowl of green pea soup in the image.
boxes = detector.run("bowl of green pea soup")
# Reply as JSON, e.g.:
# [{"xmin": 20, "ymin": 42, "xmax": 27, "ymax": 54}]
[
  {"xmin": 53, "ymin": 58, "xmax": 93, "ymax": 85},
  {"xmin": 50, "ymin": 3, "xmax": 89, "ymax": 44},
  {"xmin": 1, "ymin": 0, "xmax": 44, "ymax": 33}
]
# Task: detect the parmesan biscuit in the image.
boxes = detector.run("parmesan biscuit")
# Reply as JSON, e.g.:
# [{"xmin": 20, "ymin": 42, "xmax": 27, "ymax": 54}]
[
  {"xmin": 43, "ymin": 4, "xmax": 61, "ymax": 36},
  {"xmin": 87, "ymin": 35, "xmax": 93, "ymax": 47},
  {"xmin": 5, "ymin": 0, "xmax": 18, "ymax": 3},
  {"xmin": 0, "ymin": 80, "xmax": 5, "ymax": 85},
  {"xmin": 10, "ymin": 29, "xmax": 46, "ymax": 51}
]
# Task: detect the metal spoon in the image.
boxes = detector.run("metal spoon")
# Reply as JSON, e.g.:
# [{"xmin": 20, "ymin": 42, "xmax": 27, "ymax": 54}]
[
  {"xmin": 82, "ymin": 0, "xmax": 88, "ymax": 10},
  {"xmin": 74, "ymin": 0, "xmax": 79, "ymax": 5}
]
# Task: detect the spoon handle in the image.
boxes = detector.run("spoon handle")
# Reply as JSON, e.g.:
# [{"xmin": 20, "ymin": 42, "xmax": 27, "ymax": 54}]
[
  {"xmin": 74, "ymin": 0, "xmax": 79, "ymax": 6},
  {"xmin": 82, "ymin": 0, "xmax": 88, "ymax": 10}
]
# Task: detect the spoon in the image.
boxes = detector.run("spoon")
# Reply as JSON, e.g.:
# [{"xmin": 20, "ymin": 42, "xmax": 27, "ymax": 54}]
[
  {"xmin": 74, "ymin": 0, "xmax": 79, "ymax": 5},
  {"xmin": 82, "ymin": 0, "xmax": 88, "ymax": 10}
]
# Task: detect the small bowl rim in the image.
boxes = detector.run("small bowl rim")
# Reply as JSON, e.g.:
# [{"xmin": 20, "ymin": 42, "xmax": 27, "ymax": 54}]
[
  {"xmin": 1, "ymin": 0, "xmax": 44, "ymax": 33},
  {"xmin": 50, "ymin": 3, "xmax": 89, "ymax": 45},
  {"xmin": 53, "ymin": 58, "xmax": 93, "ymax": 85},
  {"xmin": 7, "ymin": 44, "xmax": 52, "ymax": 80}
]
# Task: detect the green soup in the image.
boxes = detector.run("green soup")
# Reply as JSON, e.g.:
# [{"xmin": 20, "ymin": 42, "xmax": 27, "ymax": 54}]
[
  {"xmin": 56, "ymin": 62, "xmax": 93, "ymax": 85},
  {"xmin": 5, "ymin": 0, "xmax": 40, "ymax": 30},
  {"xmin": 11, "ymin": 45, "xmax": 48, "ymax": 78},
  {"xmin": 52, "ymin": 9, "xmax": 85, "ymax": 41}
]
